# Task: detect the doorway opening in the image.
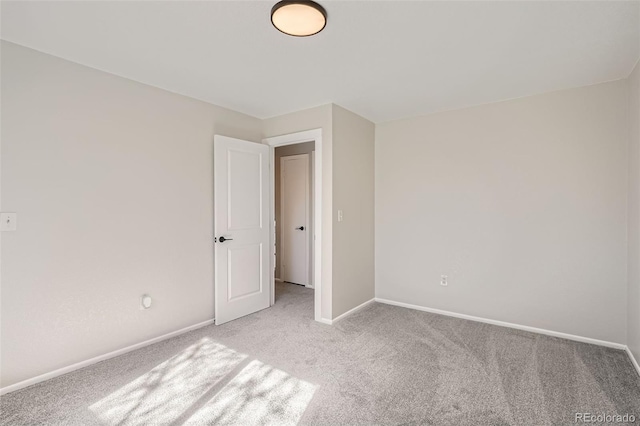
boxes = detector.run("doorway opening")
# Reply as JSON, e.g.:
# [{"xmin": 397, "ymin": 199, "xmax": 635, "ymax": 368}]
[
  {"xmin": 277, "ymin": 144, "xmax": 314, "ymax": 288},
  {"xmin": 264, "ymin": 129, "xmax": 323, "ymax": 323},
  {"xmin": 276, "ymin": 144, "xmax": 314, "ymax": 313}
]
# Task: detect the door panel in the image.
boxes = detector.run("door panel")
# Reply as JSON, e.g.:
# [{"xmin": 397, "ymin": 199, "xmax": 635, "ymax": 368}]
[
  {"xmin": 215, "ymin": 135, "xmax": 270, "ymax": 325},
  {"xmin": 228, "ymin": 244, "xmax": 262, "ymax": 300},
  {"xmin": 228, "ymin": 149, "xmax": 262, "ymax": 230},
  {"xmin": 281, "ymin": 154, "xmax": 309, "ymax": 285}
]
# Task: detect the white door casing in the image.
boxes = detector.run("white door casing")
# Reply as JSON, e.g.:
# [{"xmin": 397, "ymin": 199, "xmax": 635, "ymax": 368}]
[
  {"xmin": 214, "ymin": 135, "xmax": 270, "ymax": 325},
  {"xmin": 280, "ymin": 154, "xmax": 310, "ymax": 286},
  {"xmin": 264, "ymin": 128, "xmax": 324, "ymax": 323},
  {"xmin": 310, "ymin": 150, "xmax": 315, "ymax": 288}
]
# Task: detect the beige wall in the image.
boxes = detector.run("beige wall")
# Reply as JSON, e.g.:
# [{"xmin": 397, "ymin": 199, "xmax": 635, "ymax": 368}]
[
  {"xmin": 263, "ymin": 105, "xmax": 334, "ymax": 320},
  {"xmin": 376, "ymin": 80, "xmax": 629, "ymax": 344},
  {"xmin": 264, "ymin": 105, "xmax": 376, "ymax": 320},
  {"xmin": 629, "ymin": 60, "xmax": 640, "ymax": 361},
  {"xmin": 274, "ymin": 142, "xmax": 315, "ymax": 281},
  {"xmin": 0, "ymin": 42, "xmax": 263, "ymax": 388},
  {"xmin": 331, "ymin": 106, "xmax": 375, "ymax": 317}
]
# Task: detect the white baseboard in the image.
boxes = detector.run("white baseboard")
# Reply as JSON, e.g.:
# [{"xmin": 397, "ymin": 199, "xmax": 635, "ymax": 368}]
[
  {"xmin": 316, "ymin": 318, "xmax": 333, "ymax": 325},
  {"xmin": 328, "ymin": 298, "xmax": 375, "ymax": 325},
  {"xmin": 0, "ymin": 318, "xmax": 215, "ymax": 396},
  {"xmin": 627, "ymin": 347, "xmax": 640, "ymax": 378},
  {"xmin": 374, "ymin": 298, "xmax": 626, "ymax": 350}
]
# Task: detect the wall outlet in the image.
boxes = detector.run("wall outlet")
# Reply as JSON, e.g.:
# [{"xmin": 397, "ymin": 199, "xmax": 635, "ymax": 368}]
[
  {"xmin": 440, "ymin": 275, "xmax": 448, "ymax": 286},
  {"xmin": 337, "ymin": 210, "xmax": 343, "ymax": 222},
  {"xmin": 0, "ymin": 213, "xmax": 17, "ymax": 232}
]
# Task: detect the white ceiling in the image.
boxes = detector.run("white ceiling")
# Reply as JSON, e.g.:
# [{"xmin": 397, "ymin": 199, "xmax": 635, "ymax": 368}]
[{"xmin": 1, "ymin": 1, "xmax": 639, "ymax": 123}]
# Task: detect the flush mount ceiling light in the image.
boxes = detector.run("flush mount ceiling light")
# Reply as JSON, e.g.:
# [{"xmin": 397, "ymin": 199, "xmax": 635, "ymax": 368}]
[{"xmin": 271, "ymin": 0, "xmax": 327, "ymax": 37}]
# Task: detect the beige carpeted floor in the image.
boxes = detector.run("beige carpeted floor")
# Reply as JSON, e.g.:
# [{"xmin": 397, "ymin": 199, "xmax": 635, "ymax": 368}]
[{"xmin": 1, "ymin": 282, "xmax": 639, "ymax": 425}]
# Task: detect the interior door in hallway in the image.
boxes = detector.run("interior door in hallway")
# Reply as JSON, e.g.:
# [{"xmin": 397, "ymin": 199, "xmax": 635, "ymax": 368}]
[
  {"xmin": 214, "ymin": 135, "xmax": 270, "ymax": 325},
  {"xmin": 280, "ymin": 154, "xmax": 310, "ymax": 286}
]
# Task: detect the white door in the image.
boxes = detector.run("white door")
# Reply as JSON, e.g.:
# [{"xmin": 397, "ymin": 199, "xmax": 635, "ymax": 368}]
[
  {"xmin": 214, "ymin": 135, "xmax": 270, "ymax": 325},
  {"xmin": 280, "ymin": 154, "xmax": 310, "ymax": 285}
]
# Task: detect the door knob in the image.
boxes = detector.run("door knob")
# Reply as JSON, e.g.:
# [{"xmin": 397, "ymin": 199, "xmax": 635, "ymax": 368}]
[
  {"xmin": 296, "ymin": 226, "xmax": 305, "ymax": 231},
  {"xmin": 218, "ymin": 236, "xmax": 233, "ymax": 243}
]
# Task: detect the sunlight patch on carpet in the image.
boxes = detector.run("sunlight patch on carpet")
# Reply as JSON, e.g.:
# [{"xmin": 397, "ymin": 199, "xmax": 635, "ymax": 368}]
[
  {"xmin": 89, "ymin": 338, "xmax": 247, "ymax": 425},
  {"xmin": 183, "ymin": 360, "xmax": 317, "ymax": 425}
]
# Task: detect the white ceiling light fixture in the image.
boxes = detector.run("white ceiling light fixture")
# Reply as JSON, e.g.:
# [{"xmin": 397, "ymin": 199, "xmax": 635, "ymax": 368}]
[{"xmin": 271, "ymin": 0, "xmax": 327, "ymax": 37}]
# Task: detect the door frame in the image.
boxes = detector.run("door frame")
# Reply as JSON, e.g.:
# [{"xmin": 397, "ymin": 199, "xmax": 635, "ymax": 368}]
[
  {"xmin": 279, "ymin": 154, "xmax": 311, "ymax": 286},
  {"xmin": 263, "ymin": 129, "xmax": 322, "ymax": 323}
]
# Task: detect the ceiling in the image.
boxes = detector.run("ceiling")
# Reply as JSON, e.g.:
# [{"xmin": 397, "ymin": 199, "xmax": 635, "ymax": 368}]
[{"xmin": 1, "ymin": 1, "xmax": 638, "ymax": 123}]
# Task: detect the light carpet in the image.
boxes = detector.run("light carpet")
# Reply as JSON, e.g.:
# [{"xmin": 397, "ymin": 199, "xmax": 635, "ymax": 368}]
[{"xmin": 1, "ymin": 282, "xmax": 639, "ymax": 425}]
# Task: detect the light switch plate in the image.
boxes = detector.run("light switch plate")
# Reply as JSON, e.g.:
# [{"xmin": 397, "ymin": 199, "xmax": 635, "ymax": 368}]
[{"xmin": 1, "ymin": 213, "xmax": 17, "ymax": 231}]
